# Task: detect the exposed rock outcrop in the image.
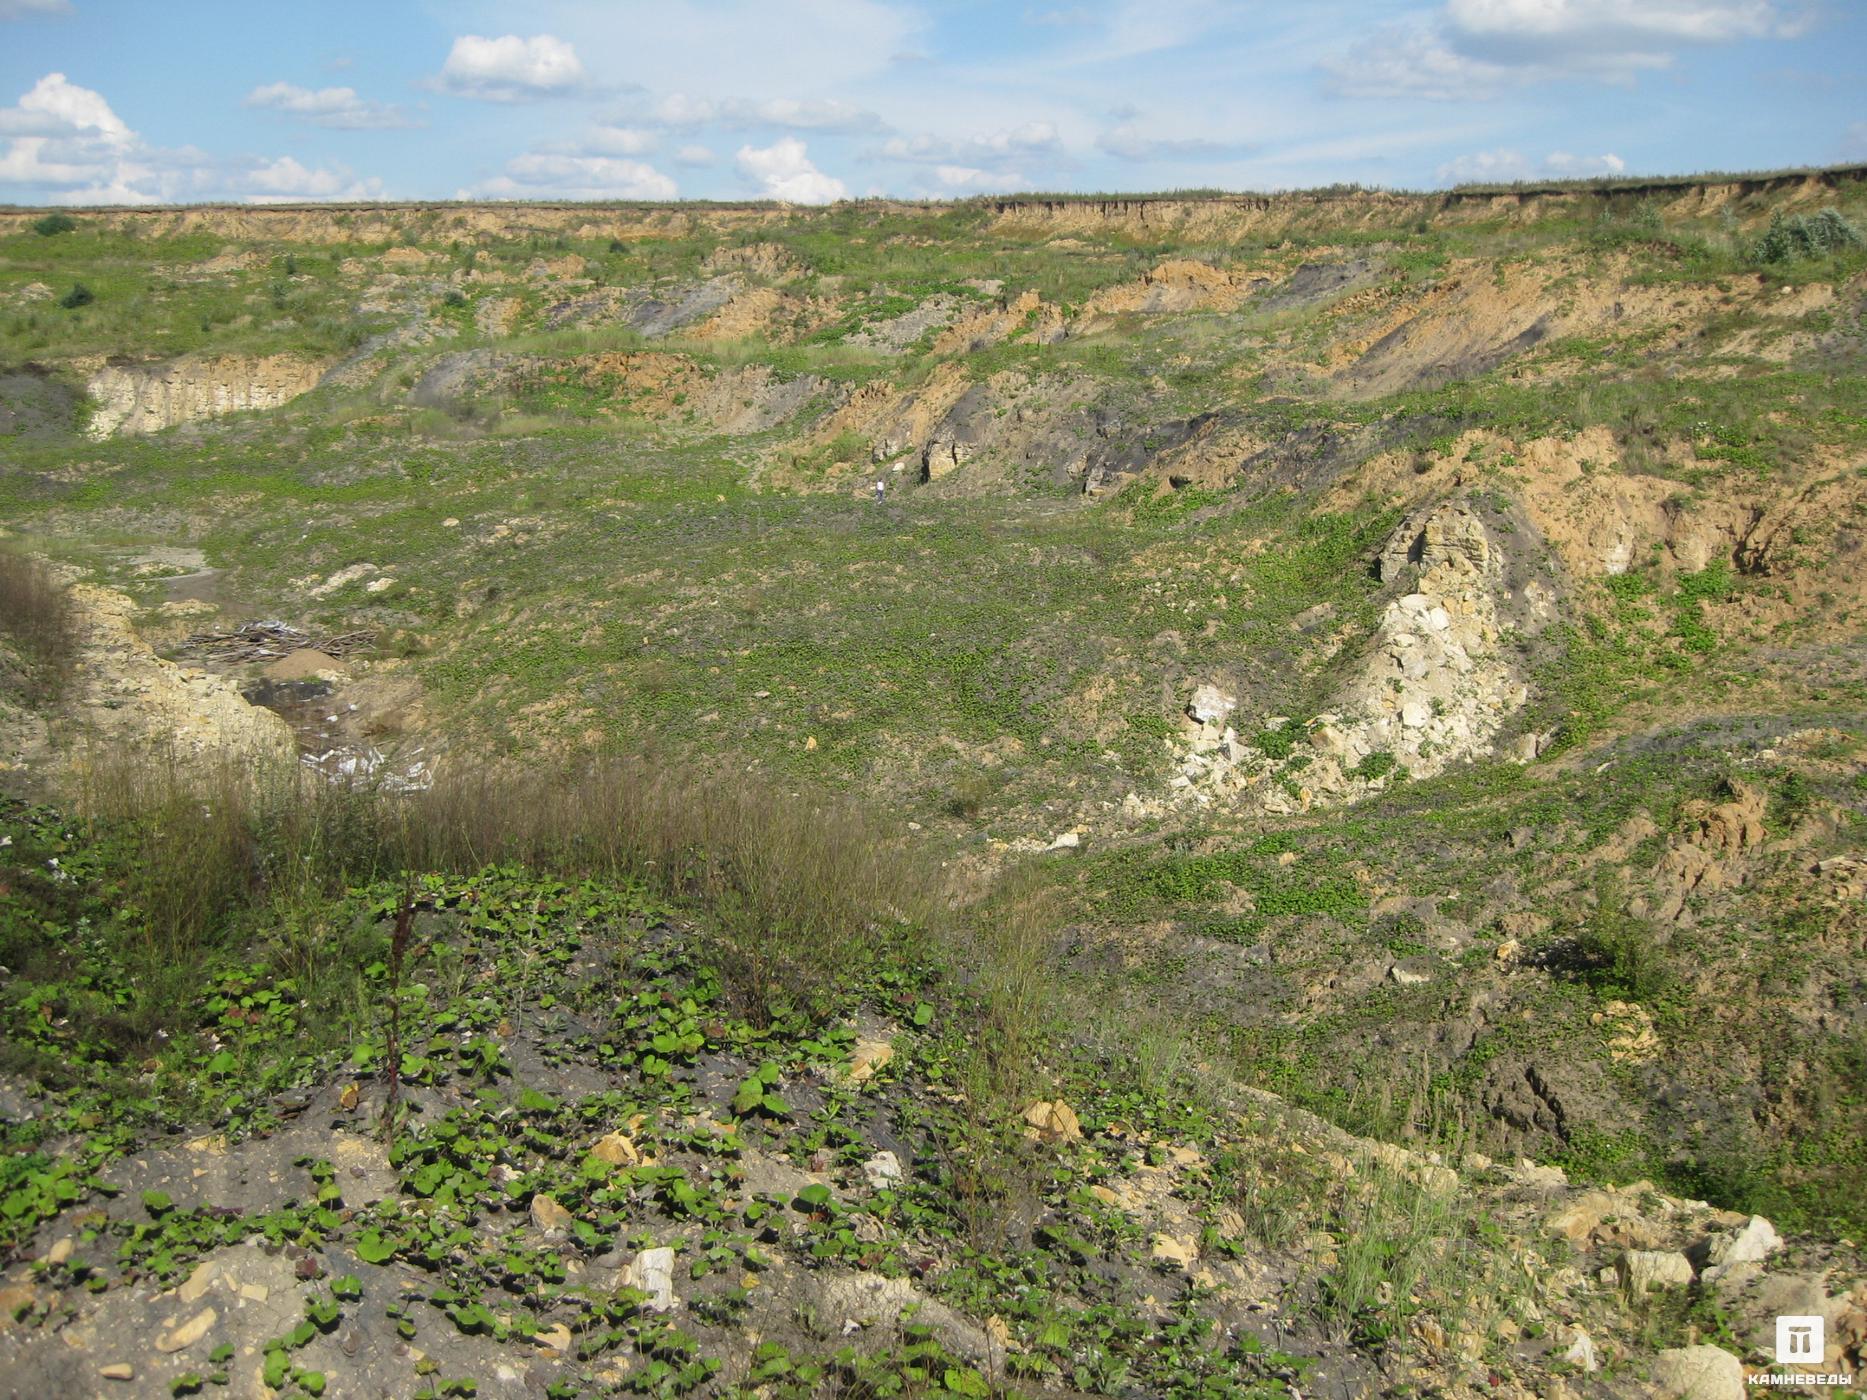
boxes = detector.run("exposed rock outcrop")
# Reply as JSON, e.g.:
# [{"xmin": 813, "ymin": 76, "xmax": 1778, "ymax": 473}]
[
  {"xmin": 0, "ymin": 582, "xmax": 294, "ymax": 784},
  {"xmin": 84, "ymin": 354, "xmax": 327, "ymax": 438},
  {"xmin": 1141, "ymin": 498, "xmax": 1558, "ymax": 817}
]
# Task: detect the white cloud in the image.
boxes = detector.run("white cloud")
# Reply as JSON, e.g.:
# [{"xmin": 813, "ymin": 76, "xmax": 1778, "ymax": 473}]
[
  {"xmin": 469, "ymin": 152, "xmax": 677, "ymax": 201},
  {"xmin": 0, "ymin": 71, "xmax": 131, "ymax": 144},
  {"xmin": 650, "ymin": 92, "xmax": 885, "ymax": 133},
  {"xmin": 459, "ymin": 121, "xmax": 685, "ymax": 200},
  {"xmin": 675, "ymin": 144, "xmax": 715, "ymax": 167},
  {"xmin": 1447, "ymin": 0, "xmax": 1800, "ymax": 49},
  {"xmin": 0, "ymin": 0, "xmax": 71, "ymax": 17},
  {"xmin": 436, "ymin": 34, "xmax": 585, "ymax": 102},
  {"xmin": 242, "ymin": 155, "xmax": 384, "ymax": 201},
  {"xmin": 1543, "ymin": 150, "xmax": 1627, "ymax": 177},
  {"xmin": 1323, "ymin": 24, "xmax": 1517, "ymax": 100},
  {"xmin": 748, "ymin": 97, "xmax": 884, "ymax": 132},
  {"xmin": 933, "ymin": 164, "xmax": 1028, "ymax": 192},
  {"xmin": 736, "ymin": 137, "xmax": 846, "ymax": 203},
  {"xmin": 1096, "ymin": 120, "xmax": 1255, "ymax": 162},
  {"xmin": 586, "ymin": 124, "xmax": 657, "ymax": 155},
  {"xmin": 879, "ymin": 122, "xmax": 1060, "ymax": 169},
  {"xmin": 0, "ymin": 72, "xmax": 385, "ymax": 204},
  {"xmin": 0, "ymin": 72, "xmax": 147, "ymax": 201},
  {"xmin": 244, "ymin": 82, "xmax": 411, "ymax": 130},
  {"xmin": 653, "ymin": 93, "xmax": 718, "ymax": 126},
  {"xmin": 1436, "ymin": 147, "xmax": 1629, "ymax": 184},
  {"xmin": 1328, "ymin": 0, "xmax": 1805, "ymax": 98},
  {"xmin": 547, "ymin": 0, "xmax": 917, "ymax": 101},
  {"xmin": 1435, "ymin": 147, "xmax": 1531, "ymax": 183}
]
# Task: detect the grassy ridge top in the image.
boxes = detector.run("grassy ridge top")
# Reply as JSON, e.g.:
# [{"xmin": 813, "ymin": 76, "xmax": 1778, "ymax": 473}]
[{"xmin": 2, "ymin": 160, "xmax": 1863, "ymax": 214}]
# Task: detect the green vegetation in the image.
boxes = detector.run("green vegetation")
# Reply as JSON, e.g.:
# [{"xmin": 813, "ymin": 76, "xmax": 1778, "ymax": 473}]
[
  {"xmin": 0, "ymin": 550, "xmax": 74, "ymax": 702},
  {"xmin": 1, "ymin": 175, "xmax": 1864, "ymax": 1393},
  {"xmin": 1752, "ymin": 207, "xmax": 1863, "ymax": 263}
]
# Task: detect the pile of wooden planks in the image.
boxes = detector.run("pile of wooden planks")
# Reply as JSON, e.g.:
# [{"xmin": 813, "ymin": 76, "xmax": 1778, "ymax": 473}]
[{"xmin": 176, "ymin": 621, "xmax": 374, "ymax": 663}]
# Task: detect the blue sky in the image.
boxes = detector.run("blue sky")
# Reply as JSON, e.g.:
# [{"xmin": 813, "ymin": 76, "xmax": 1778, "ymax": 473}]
[{"xmin": 0, "ymin": 0, "xmax": 1861, "ymax": 205}]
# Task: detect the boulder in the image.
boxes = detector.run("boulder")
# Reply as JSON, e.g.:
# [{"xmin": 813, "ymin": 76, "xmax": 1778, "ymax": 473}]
[
  {"xmin": 529, "ymin": 1193, "xmax": 573, "ymax": 1235},
  {"xmin": 863, "ymin": 1151, "xmax": 904, "ymax": 1190},
  {"xmin": 1562, "ymin": 1327, "xmax": 1599, "ymax": 1372},
  {"xmin": 590, "ymin": 1131, "xmax": 641, "ymax": 1167},
  {"xmin": 1619, "ymin": 1250, "xmax": 1695, "ymax": 1292},
  {"xmin": 1546, "ymin": 1189, "xmax": 1612, "ymax": 1243},
  {"xmin": 154, "ymin": 1307, "xmax": 217, "ymax": 1354},
  {"xmin": 624, "ymin": 1246, "xmax": 677, "ymax": 1312},
  {"xmin": 1150, "ymin": 1234, "xmax": 1198, "ymax": 1269},
  {"xmin": 1652, "ymin": 1346, "xmax": 1745, "ymax": 1400},
  {"xmin": 1023, "ymin": 1100, "xmax": 1082, "ymax": 1144},
  {"xmin": 1186, "ymin": 684, "xmax": 1235, "ymax": 725},
  {"xmin": 1701, "ymin": 1214, "xmax": 1782, "ymax": 1280},
  {"xmin": 845, "ymin": 1038, "xmax": 894, "ymax": 1084}
]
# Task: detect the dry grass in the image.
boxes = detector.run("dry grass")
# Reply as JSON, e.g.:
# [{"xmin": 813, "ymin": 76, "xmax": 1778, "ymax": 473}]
[
  {"xmin": 0, "ymin": 550, "xmax": 75, "ymax": 702},
  {"xmin": 75, "ymin": 751, "xmax": 943, "ymax": 1019}
]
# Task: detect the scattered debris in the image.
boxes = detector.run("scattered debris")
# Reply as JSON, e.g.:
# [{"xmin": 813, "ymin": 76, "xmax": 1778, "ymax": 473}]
[{"xmin": 177, "ymin": 621, "xmax": 374, "ymax": 664}]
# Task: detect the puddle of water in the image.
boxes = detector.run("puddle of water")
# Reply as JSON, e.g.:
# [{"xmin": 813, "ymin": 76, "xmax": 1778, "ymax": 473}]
[
  {"xmin": 163, "ymin": 567, "xmax": 228, "ymax": 607},
  {"xmin": 239, "ymin": 675, "xmax": 431, "ymax": 792},
  {"xmin": 87, "ymin": 543, "xmax": 231, "ymax": 609},
  {"xmin": 93, "ymin": 543, "xmax": 429, "ymax": 793}
]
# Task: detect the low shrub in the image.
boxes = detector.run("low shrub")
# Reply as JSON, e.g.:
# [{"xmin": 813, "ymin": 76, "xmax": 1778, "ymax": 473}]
[{"xmin": 1752, "ymin": 208, "xmax": 1863, "ymax": 264}]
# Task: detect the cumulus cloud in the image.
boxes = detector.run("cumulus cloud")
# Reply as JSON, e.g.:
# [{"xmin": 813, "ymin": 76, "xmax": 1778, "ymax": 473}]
[
  {"xmin": 1434, "ymin": 147, "xmax": 1531, "ymax": 183},
  {"xmin": 736, "ymin": 137, "xmax": 846, "ymax": 203},
  {"xmin": 1447, "ymin": 0, "xmax": 1801, "ymax": 53},
  {"xmin": 879, "ymin": 122, "xmax": 1060, "ymax": 170},
  {"xmin": 933, "ymin": 164, "xmax": 1029, "ymax": 192},
  {"xmin": 1436, "ymin": 147, "xmax": 1628, "ymax": 184},
  {"xmin": 675, "ymin": 144, "xmax": 715, "ymax": 167},
  {"xmin": 436, "ymin": 34, "xmax": 585, "ymax": 101},
  {"xmin": 0, "ymin": 71, "xmax": 131, "ymax": 143},
  {"xmin": 244, "ymin": 82, "xmax": 412, "ymax": 130},
  {"xmin": 469, "ymin": 152, "xmax": 677, "ymax": 200},
  {"xmin": 0, "ymin": 72, "xmax": 384, "ymax": 204},
  {"xmin": 1327, "ymin": 0, "xmax": 1805, "ymax": 98},
  {"xmin": 457, "ymin": 121, "xmax": 685, "ymax": 199},
  {"xmin": 586, "ymin": 124, "xmax": 657, "ymax": 156},
  {"xmin": 0, "ymin": 72, "xmax": 150, "ymax": 201},
  {"xmin": 1096, "ymin": 120, "xmax": 1256, "ymax": 162},
  {"xmin": 1324, "ymin": 26, "xmax": 1517, "ymax": 100},
  {"xmin": 650, "ymin": 92, "xmax": 885, "ymax": 133},
  {"xmin": 1543, "ymin": 150, "xmax": 1627, "ymax": 177},
  {"xmin": 242, "ymin": 155, "xmax": 385, "ymax": 201}
]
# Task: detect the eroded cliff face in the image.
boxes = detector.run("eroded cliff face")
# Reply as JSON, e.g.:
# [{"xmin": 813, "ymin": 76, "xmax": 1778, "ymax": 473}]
[
  {"xmin": 83, "ymin": 354, "xmax": 328, "ymax": 438},
  {"xmin": 0, "ymin": 167, "xmax": 1855, "ymax": 249}
]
